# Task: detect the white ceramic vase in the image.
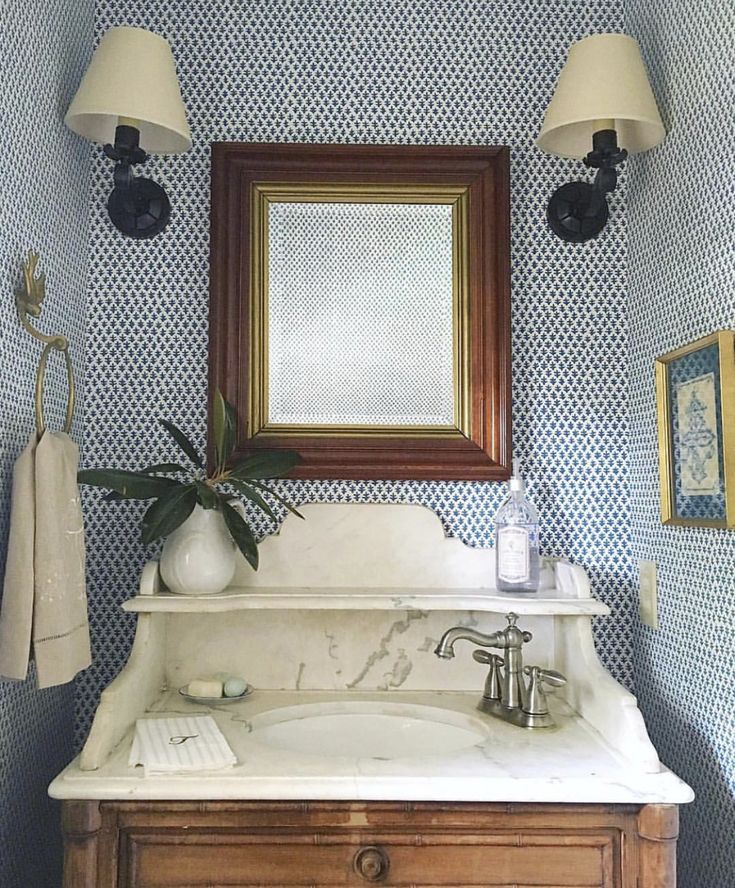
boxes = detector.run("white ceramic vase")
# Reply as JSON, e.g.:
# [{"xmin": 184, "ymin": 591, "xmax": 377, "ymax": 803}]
[{"xmin": 160, "ymin": 501, "xmax": 246, "ymax": 596}]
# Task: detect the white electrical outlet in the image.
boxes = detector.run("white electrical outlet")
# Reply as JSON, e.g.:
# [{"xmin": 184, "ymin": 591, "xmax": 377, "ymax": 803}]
[{"xmin": 639, "ymin": 560, "xmax": 658, "ymax": 629}]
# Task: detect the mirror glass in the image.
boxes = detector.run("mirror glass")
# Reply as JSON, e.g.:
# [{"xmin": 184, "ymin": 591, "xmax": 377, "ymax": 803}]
[{"xmin": 267, "ymin": 201, "xmax": 456, "ymax": 427}]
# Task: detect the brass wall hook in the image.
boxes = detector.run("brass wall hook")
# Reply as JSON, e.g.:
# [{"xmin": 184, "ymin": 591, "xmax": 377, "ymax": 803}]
[{"xmin": 16, "ymin": 250, "xmax": 75, "ymax": 435}]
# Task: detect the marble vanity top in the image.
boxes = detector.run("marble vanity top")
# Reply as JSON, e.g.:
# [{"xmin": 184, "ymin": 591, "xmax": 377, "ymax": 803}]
[
  {"xmin": 49, "ymin": 689, "xmax": 693, "ymax": 805},
  {"xmin": 51, "ymin": 505, "xmax": 693, "ymax": 811}
]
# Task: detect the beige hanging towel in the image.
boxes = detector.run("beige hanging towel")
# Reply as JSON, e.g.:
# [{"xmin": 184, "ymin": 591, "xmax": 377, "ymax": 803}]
[
  {"xmin": 0, "ymin": 431, "xmax": 90, "ymax": 688},
  {"xmin": 0, "ymin": 435, "xmax": 37, "ymax": 680}
]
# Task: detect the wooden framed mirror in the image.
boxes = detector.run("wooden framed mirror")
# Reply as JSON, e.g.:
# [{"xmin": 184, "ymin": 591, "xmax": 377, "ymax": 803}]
[{"xmin": 209, "ymin": 143, "xmax": 511, "ymax": 480}]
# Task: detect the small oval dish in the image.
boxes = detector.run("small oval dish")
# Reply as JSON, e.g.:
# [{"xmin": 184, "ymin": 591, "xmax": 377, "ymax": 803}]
[{"xmin": 178, "ymin": 684, "xmax": 253, "ymax": 705}]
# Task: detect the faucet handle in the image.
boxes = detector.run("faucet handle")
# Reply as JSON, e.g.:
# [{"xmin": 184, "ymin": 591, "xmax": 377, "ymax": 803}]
[
  {"xmin": 474, "ymin": 650, "xmax": 504, "ymax": 701},
  {"xmin": 522, "ymin": 666, "xmax": 567, "ymax": 719},
  {"xmin": 524, "ymin": 666, "xmax": 566, "ymax": 688},
  {"xmin": 472, "ymin": 650, "xmax": 503, "ymax": 666}
]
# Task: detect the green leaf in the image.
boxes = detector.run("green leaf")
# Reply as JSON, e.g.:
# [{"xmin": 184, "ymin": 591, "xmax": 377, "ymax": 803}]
[
  {"xmin": 195, "ymin": 480, "xmax": 220, "ymax": 510},
  {"xmin": 160, "ymin": 419, "xmax": 204, "ymax": 470},
  {"xmin": 248, "ymin": 480, "xmax": 304, "ymax": 519},
  {"xmin": 78, "ymin": 468, "xmax": 178, "ymax": 500},
  {"xmin": 142, "ymin": 463, "xmax": 189, "ymax": 475},
  {"xmin": 229, "ymin": 450, "xmax": 302, "ymax": 480},
  {"xmin": 212, "ymin": 391, "xmax": 226, "ymax": 470},
  {"xmin": 213, "ymin": 390, "xmax": 237, "ymax": 472},
  {"xmin": 141, "ymin": 484, "xmax": 198, "ymax": 546},
  {"xmin": 220, "ymin": 498, "xmax": 259, "ymax": 570},
  {"xmin": 228, "ymin": 479, "xmax": 277, "ymax": 524}
]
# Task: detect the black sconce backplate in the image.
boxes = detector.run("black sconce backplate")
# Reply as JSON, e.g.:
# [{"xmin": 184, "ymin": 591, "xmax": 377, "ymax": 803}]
[
  {"xmin": 107, "ymin": 177, "xmax": 171, "ymax": 240},
  {"xmin": 547, "ymin": 181, "xmax": 609, "ymax": 243}
]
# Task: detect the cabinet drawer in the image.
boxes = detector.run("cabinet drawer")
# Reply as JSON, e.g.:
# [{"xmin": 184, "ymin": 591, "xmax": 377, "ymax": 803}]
[{"xmin": 122, "ymin": 828, "xmax": 619, "ymax": 887}]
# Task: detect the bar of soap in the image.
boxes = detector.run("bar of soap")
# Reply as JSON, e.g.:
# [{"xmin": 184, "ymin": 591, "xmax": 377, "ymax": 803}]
[
  {"xmin": 187, "ymin": 678, "xmax": 223, "ymax": 698},
  {"xmin": 223, "ymin": 677, "xmax": 247, "ymax": 698}
]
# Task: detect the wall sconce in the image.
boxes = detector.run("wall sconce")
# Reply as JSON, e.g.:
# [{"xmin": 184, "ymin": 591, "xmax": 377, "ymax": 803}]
[
  {"xmin": 537, "ymin": 33, "xmax": 664, "ymax": 242},
  {"xmin": 65, "ymin": 27, "xmax": 191, "ymax": 239}
]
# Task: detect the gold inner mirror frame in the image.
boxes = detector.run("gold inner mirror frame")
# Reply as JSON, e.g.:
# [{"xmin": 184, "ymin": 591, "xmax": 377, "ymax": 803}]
[{"xmin": 248, "ymin": 182, "xmax": 471, "ymax": 439}]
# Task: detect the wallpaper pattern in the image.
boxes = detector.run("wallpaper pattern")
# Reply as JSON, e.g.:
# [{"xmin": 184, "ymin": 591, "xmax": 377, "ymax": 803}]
[
  {"xmin": 80, "ymin": 0, "xmax": 631, "ymax": 743},
  {"xmin": 4, "ymin": 3, "xmax": 733, "ymax": 886},
  {"xmin": 626, "ymin": 2, "xmax": 735, "ymax": 886},
  {"xmin": 0, "ymin": 1, "xmax": 93, "ymax": 885}
]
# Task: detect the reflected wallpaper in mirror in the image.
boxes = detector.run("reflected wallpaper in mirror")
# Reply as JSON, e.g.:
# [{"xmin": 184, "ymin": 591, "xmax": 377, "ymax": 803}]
[{"xmin": 267, "ymin": 201, "xmax": 455, "ymax": 427}]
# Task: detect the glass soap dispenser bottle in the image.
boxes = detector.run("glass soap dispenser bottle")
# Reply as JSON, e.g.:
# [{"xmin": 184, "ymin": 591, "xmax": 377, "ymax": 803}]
[{"xmin": 494, "ymin": 458, "xmax": 540, "ymax": 593}]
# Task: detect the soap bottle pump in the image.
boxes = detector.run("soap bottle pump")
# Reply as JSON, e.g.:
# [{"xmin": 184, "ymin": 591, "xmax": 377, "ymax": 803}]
[{"xmin": 494, "ymin": 458, "xmax": 540, "ymax": 593}]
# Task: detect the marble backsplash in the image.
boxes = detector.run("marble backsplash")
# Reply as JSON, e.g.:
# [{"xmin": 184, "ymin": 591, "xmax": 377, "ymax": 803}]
[{"xmin": 165, "ymin": 610, "xmax": 553, "ymax": 693}]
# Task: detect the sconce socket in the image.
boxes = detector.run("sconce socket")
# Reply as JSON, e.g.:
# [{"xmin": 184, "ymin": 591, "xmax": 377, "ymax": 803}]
[
  {"xmin": 583, "ymin": 128, "xmax": 628, "ymax": 170},
  {"xmin": 103, "ymin": 124, "xmax": 147, "ymax": 166}
]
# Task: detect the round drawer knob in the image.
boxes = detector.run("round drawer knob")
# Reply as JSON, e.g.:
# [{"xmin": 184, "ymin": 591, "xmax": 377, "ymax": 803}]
[{"xmin": 354, "ymin": 845, "xmax": 390, "ymax": 881}]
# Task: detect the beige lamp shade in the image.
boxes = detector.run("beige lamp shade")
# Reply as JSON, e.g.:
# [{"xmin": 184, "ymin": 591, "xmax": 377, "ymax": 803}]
[
  {"xmin": 537, "ymin": 33, "xmax": 664, "ymax": 160},
  {"xmin": 65, "ymin": 26, "xmax": 191, "ymax": 154}
]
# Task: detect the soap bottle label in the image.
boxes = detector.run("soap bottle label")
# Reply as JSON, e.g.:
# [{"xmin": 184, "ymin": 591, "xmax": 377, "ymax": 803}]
[{"xmin": 497, "ymin": 525, "xmax": 530, "ymax": 584}]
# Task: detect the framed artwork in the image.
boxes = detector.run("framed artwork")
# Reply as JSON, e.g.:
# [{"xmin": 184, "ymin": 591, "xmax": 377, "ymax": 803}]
[
  {"xmin": 209, "ymin": 143, "xmax": 511, "ymax": 480},
  {"xmin": 655, "ymin": 330, "xmax": 735, "ymax": 528}
]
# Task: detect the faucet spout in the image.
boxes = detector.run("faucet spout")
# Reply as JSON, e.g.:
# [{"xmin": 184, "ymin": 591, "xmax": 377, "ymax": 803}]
[{"xmin": 434, "ymin": 626, "xmax": 505, "ymax": 659}]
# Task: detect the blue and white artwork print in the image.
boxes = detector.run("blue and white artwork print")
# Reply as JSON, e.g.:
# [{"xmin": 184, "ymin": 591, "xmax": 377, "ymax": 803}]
[{"xmin": 666, "ymin": 340, "xmax": 727, "ymax": 522}]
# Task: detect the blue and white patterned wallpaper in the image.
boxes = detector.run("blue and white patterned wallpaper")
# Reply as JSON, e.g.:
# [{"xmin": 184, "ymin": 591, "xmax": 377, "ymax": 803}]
[
  {"xmin": 626, "ymin": 2, "xmax": 735, "ymax": 887},
  {"xmin": 0, "ymin": 1, "xmax": 93, "ymax": 885},
  {"xmin": 5, "ymin": 2, "xmax": 732, "ymax": 885},
  {"xmin": 79, "ymin": 0, "xmax": 631, "ymax": 745}
]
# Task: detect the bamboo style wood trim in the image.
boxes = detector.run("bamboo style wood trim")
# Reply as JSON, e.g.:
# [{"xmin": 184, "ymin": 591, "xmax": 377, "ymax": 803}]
[
  {"xmin": 209, "ymin": 143, "xmax": 512, "ymax": 480},
  {"xmin": 61, "ymin": 800, "xmax": 679, "ymax": 888},
  {"xmin": 637, "ymin": 804, "xmax": 679, "ymax": 888},
  {"xmin": 61, "ymin": 800, "xmax": 101, "ymax": 888}
]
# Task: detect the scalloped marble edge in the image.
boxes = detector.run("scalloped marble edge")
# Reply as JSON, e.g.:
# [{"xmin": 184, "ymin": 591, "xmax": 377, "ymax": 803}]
[
  {"xmin": 128, "ymin": 509, "xmax": 608, "ymax": 617},
  {"xmin": 228, "ymin": 503, "xmax": 560, "ymax": 590}
]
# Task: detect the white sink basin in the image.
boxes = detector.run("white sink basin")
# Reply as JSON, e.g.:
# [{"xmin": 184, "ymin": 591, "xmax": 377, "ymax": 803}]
[{"xmin": 248, "ymin": 701, "xmax": 488, "ymax": 759}]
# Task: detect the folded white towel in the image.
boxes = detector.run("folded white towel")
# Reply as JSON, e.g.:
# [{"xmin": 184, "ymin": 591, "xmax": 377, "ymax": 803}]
[{"xmin": 129, "ymin": 716, "xmax": 237, "ymax": 776}]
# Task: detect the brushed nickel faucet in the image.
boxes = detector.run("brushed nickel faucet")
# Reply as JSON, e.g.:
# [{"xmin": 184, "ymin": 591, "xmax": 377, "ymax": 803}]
[{"xmin": 434, "ymin": 613, "xmax": 567, "ymax": 729}]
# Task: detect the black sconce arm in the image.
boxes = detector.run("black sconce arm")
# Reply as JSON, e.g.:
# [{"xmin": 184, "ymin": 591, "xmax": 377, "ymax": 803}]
[
  {"xmin": 546, "ymin": 128, "xmax": 629, "ymax": 243},
  {"xmin": 101, "ymin": 124, "xmax": 171, "ymax": 240}
]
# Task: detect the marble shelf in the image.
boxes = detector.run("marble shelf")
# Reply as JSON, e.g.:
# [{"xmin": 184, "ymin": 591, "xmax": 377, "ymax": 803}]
[{"xmin": 122, "ymin": 586, "xmax": 611, "ymax": 616}]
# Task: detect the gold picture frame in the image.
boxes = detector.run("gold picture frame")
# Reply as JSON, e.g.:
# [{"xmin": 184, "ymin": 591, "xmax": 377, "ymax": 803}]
[{"xmin": 655, "ymin": 330, "xmax": 735, "ymax": 528}]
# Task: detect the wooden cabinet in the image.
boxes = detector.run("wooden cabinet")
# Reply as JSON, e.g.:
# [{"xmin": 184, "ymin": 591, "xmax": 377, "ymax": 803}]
[{"xmin": 62, "ymin": 800, "xmax": 678, "ymax": 888}]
